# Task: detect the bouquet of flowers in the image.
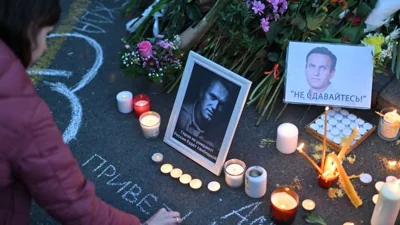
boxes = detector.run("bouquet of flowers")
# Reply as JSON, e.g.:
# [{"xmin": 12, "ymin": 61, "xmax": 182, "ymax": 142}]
[
  {"xmin": 120, "ymin": 35, "xmax": 183, "ymax": 84},
  {"xmin": 361, "ymin": 31, "xmax": 399, "ymax": 75}
]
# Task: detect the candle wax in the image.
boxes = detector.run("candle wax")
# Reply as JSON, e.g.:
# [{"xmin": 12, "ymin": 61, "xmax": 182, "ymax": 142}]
[
  {"xmin": 226, "ymin": 164, "xmax": 244, "ymax": 175},
  {"xmin": 384, "ymin": 110, "xmax": 400, "ymax": 123},
  {"xmin": 140, "ymin": 115, "xmax": 160, "ymax": 127},
  {"xmin": 135, "ymin": 100, "xmax": 148, "ymax": 106},
  {"xmin": 271, "ymin": 192, "xmax": 298, "ymax": 210}
]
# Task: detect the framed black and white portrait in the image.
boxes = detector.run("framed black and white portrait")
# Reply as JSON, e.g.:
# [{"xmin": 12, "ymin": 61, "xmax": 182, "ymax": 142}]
[
  {"xmin": 284, "ymin": 41, "xmax": 374, "ymax": 109},
  {"xmin": 164, "ymin": 51, "xmax": 251, "ymax": 176}
]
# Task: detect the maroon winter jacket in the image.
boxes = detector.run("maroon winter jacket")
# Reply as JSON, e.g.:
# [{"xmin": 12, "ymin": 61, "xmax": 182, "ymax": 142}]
[{"xmin": 0, "ymin": 40, "xmax": 141, "ymax": 225}]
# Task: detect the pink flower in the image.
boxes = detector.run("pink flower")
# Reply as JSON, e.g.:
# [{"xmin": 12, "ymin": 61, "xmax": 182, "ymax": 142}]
[
  {"xmin": 261, "ymin": 18, "xmax": 270, "ymax": 32},
  {"xmin": 252, "ymin": 1, "xmax": 265, "ymax": 15},
  {"xmin": 124, "ymin": 44, "xmax": 130, "ymax": 49},
  {"xmin": 137, "ymin": 41, "xmax": 153, "ymax": 57},
  {"xmin": 156, "ymin": 40, "xmax": 173, "ymax": 49}
]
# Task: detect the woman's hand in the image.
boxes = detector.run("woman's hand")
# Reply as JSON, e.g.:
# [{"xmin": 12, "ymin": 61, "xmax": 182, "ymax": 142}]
[{"xmin": 144, "ymin": 208, "xmax": 182, "ymax": 225}]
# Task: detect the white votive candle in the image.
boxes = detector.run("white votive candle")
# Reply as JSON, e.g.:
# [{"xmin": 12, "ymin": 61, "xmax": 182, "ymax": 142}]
[
  {"xmin": 151, "ymin": 153, "xmax": 163, "ymax": 164},
  {"xmin": 139, "ymin": 111, "xmax": 161, "ymax": 139},
  {"xmin": 208, "ymin": 181, "xmax": 221, "ymax": 192},
  {"xmin": 371, "ymin": 181, "xmax": 400, "ymax": 225},
  {"xmin": 276, "ymin": 123, "xmax": 298, "ymax": 154},
  {"xmin": 116, "ymin": 91, "xmax": 133, "ymax": 113},
  {"xmin": 224, "ymin": 159, "xmax": 246, "ymax": 188}
]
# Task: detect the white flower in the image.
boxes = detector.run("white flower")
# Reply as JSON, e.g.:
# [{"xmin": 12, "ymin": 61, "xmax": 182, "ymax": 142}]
[
  {"xmin": 338, "ymin": 9, "xmax": 350, "ymax": 19},
  {"xmin": 386, "ymin": 27, "xmax": 400, "ymax": 40},
  {"xmin": 365, "ymin": 0, "xmax": 400, "ymax": 33}
]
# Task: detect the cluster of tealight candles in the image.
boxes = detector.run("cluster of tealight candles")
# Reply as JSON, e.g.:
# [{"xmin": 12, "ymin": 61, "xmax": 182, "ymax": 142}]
[
  {"xmin": 152, "ymin": 153, "xmax": 220, "ymax": 191},
  {"xmin": 309, "ymin": 107, "xmax": 373, "ymax": 145},
  {"xmin": 116, "ymin": 91, "xmax": 160, "ymax": 139}
]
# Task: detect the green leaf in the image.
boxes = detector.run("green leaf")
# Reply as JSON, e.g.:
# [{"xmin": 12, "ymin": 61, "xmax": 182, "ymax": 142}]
[
  {"xmin": 291, "ymin": 17, "xmax": 307, "ymax": 30},
  {"xmin": 255, "ymin": 49, "xmax": 267, "ymax": 59},
  {"xmin": 266, "ymin": 21, "xmax": 281, "ymax": 43},
  {"xmin": 391, "ymin": 41, "xmax": 398, "ymax": 73},
  {"xmin": 186, "ymin": 4, "xmax": 202, "ymax": 22},
  {"xmin": 307, "ymin": 13, "xmax": 327, "ymax": 30},
  {"xmin": 357, "ymin": 2, "xmax": 372, "ymax": 17},
  {"xmin": 396, "ymin": 43, "xmax": 400, "ymax": 79},
  {"xmin": 267, "ymin": 52, "xmax": 279, "ymax": 62},
  {"xmin": 305, "ymin": 212, "xmax": 327, "ymax": 225}
]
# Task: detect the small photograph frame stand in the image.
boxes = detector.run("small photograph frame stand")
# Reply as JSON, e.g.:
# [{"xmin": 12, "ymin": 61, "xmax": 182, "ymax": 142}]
[{"xmin": 305, "ymin": 107, "xmax": 376, "ymax": 154}]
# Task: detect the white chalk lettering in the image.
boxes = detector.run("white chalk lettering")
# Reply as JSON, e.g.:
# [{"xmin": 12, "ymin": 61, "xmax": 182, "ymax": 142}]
[
  {"xmin": 106, "ymin": 174, "xmax": 132, "ymax": 193},
  {"xmin": 122, "ymin": 184, "xmax": 142, "ymax": 203},
  {"xmin": 81, "ymin": 153, "xmax": 107, "ymax": 172},
  {"xmin": 137, "ymin": 194, "xmax": 158, "ymax": 215}
]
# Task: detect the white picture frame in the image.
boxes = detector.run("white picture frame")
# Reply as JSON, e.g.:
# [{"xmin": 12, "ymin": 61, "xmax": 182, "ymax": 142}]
[
  {"xmin": 164, "ymin": 51, "xmax": 252, "ymax": 176},
  {"xmin": 284, "ymin": 41, "xmax": 374, "ymax": 109}
]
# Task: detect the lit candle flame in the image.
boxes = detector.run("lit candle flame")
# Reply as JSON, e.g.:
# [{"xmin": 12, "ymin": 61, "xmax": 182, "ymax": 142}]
[
  {"xmin": 393, "ymin": 110, "xmax": 397, "ymax": 114},
  {"xmin": 122, "ymin": 95, "xmax": 126, "ymax": 99},
  {"xmin": 325, "ymin": 106, "xmax": 329, "ymax": 111},
  {"xmin": 280, "ymin": 204, "xmax": 286, "ymax": 209},
  {"xmin": 297, "ymin": 143, "xmax": 304, "ymax": 151},
  {"xmin": 388, "ymin": 160, "xmax": 397, "ymax": 167},
  {"xmin": 396, "ymin": 180, "xmax": 400, "ymax": 186}
]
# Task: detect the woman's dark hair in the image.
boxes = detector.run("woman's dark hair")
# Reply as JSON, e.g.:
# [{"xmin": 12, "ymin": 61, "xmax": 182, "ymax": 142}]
[{"xmin": 0, "ymin": 0, "xmax": 61, "ymax": 68}]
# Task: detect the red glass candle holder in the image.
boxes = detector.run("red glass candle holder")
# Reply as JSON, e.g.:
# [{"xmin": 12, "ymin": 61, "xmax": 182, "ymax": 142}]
[
  {"xmin": 270, "ymin": 187, "xmax": 299, "ymax": 225},
  {"xmin": 316, "ymin": 162, "xmax": 338, "ymax": 189},
  {"xmin": 133, "ymin": 94, "xmax": 150, "ymax": 118},
  {"xmin": 318, "ymin": 173, "xmax": 338, "ymax": 189}
]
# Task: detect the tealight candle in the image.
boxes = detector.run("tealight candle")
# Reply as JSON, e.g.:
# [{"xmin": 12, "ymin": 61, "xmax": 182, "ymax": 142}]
[
  {"xmin": 302, "ymin": 199, "xmax": 316, "ymax": 211},
  {"xmin": 340, "ymin": 109, "xmax": 349, "ymax": 116},
  {"xmin": 224, "ymin": 159, "xmax": 246, "ymax": 188},
  {"xmin": 189, "ymin": 179, "xmax": 202, "ymax": 189},
  {"xmin": 348, "ymin": 114, "xmax": 357, "ymax": 121},
  {"xmin": 343, "ymin": 222, "xmax": 354, "ymax": 225},
  {"xmin": 179, "ymin": 174, "xmax": 192, "ymax": 185},
  {"xmin": 160, "ymin": 164, "xmax": 173, "ymax": 174},
  {"xmin": 375, "ymin": 181, "xmax": 385, "ymax": 192},
  {"xmin": 116, "ymin": 91, "xmax": 133, "ymax": 113},
  {"xmin": 334, "ymin": 114, "xmax": 344, "ymax": 121},
  {"xmin": 208, "ymin": 181, "xmax": 221, "ymax": 192},
  {"xmin": 363, "ymin": 123, "xmax": 373, "ymax": 131},
  {"xmin": 342, "ymin": 118, "xmax": 351, "ymax": 126},
  {"xmin": 310, "ymin": 123, "xmax": 319, "ymax": 130},
  {"xmin": 378, "ymin": 107, "xmax": 400, "ymax": 141},
  {"xmin": 356, "ymin": 118, "xmax": 365, "ymax": 126},
  {"xmin": 359, "ymin": 173, "xmax": 372, "ymax": 184},
  {"xmin": 358, "ymin": 127, "xmax": 367, "ymax": 136},
  {"xmin": 328, "ymin": 110, "xmax": 336, "ymax": 116},
  {"xmin": 139, "ymin": 111, "xmax": 161, "ymax": 139},
  {"xmin": 332, "ymin": 107, "xmax": 341, "ymax": 111},
  {"xmin": 386, "ymin": 176, "xmax": 398, "ymax": 183},
  {"xmin": 315, "ymin": 119, "xmax": 324, "ymax": 126},
  {"xmin": 151, "ymin": 153, "xmax": 163, "ymax": 164},
  {"xmin": 270, "ymin": 187, "xmax": 299, "ymax": 225},
  {"xmin": 388, "ymin": 160, "xmax": 398, "ymax": 168},
  {"xmin": 336, "ymin": 123, "xmax": 345, "ymax": 131},
  {"xmin": 276, "ymin": 123, "xmax": 298, "ymax": 154},
  {"xmin": 170, "ymin": 168, "xmax": 183, "ymax": 179},
  {"xmin": 373, "ymin": 194, "xmax": 379, "ymax": 204},
  {"xmin": 133, "ymin": 94, "xmax": 150, "ymax": 117},
  {"xmin": 328, "ymin": 118, "xmax": 338, "ymax": 126}
]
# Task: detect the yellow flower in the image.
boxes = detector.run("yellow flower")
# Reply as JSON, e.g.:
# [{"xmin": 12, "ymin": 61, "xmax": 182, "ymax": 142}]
[{"xmin": 362, "ymin": 35, "xmax": 385, "ymax": 55}]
